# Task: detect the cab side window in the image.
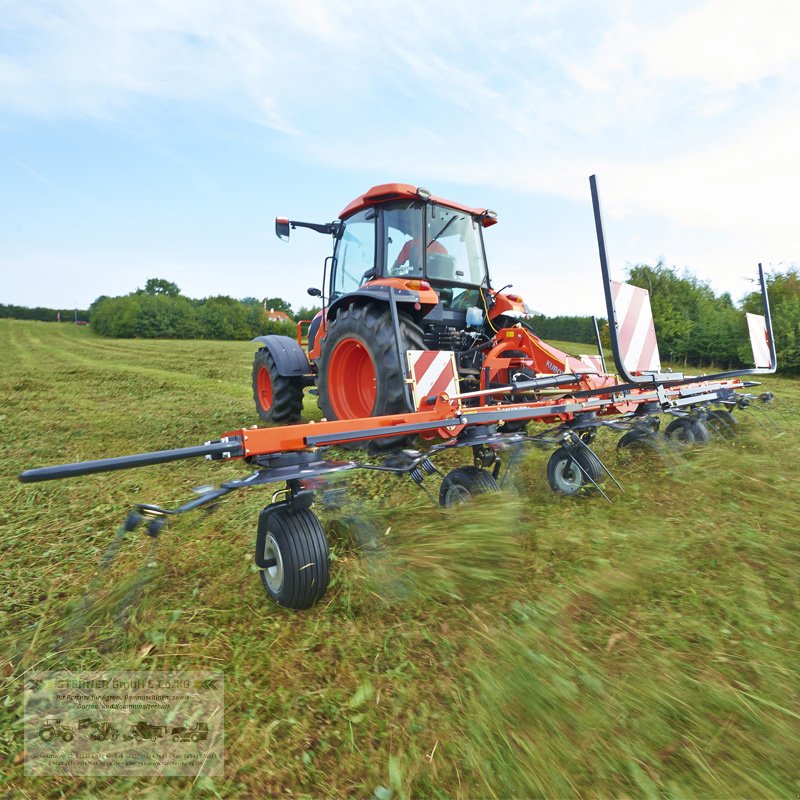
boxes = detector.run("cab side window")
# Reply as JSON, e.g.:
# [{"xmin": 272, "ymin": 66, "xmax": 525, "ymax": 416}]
[
  {"xmin": 332, "ymin": 210, "xmax": 376, "ymax": 297},
  {"xmin": 384, "ymin": 202, "xmax": 423, "ymax": 277}
]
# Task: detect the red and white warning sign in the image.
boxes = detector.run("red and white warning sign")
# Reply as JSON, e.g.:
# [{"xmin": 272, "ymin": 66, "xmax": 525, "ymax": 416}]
[
  {"xmin": 612, "ymin": 280, "xmax": 661, "ymax": 374},
  {"xmin": 579, "ymin": 354, "xmax": 604, "ymax": 373},
  {"xmin": 746, "ymin": 312, "xmax": 772, "ymax": 369},
  {"xmin": 407, "ymin": 350, "xmax": 459, "ymax": 408}
]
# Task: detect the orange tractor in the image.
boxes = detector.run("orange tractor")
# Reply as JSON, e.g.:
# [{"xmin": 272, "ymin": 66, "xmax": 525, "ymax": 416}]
[{"xmin": 252, "ymin": 183, "xmax": 615, "ymax": 435}]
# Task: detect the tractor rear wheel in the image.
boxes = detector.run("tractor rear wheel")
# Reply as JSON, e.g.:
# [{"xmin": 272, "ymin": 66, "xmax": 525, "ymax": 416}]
[
  {"xmin": 439, "ymin": 466, "xmax": 499, "ymax": 507},
  {"xmin": 258, "ymin": 507, "xmax": 329, "ymax": 610},
  {"xmin": 318, "ymin": 305, "xmax": 425, "ymax": 447},
  {"xmin": 252, "ymin": 348, "xmax": 304, "ymax": 424}
]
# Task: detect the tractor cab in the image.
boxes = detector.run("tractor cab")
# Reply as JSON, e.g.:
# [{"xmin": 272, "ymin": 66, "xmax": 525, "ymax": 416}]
[
  {"xmin": 259, "ymin": 183, "xmax": 534, "ymax": 432},
  {"xmin": 330, "ymin": 185, "xmax": 495, "ymax": 310}
]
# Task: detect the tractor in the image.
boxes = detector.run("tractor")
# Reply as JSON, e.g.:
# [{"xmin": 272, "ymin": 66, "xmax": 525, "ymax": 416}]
[
  {"xmin": 252, "ymin": 183, "xmax": 614, "ymax": 440},
  {"xmin": 38, "ymin": 718, "xmax": 74, "ymax": 743}
]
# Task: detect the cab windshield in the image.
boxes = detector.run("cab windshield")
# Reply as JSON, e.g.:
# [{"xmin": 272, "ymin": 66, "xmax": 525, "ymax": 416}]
[
  {"xmin": 332, "ymin": 200, "xmax": 490, "ymax": 304},
  {"xmin": 382, "ymin": 201, "xmax": 489, "ymax": 298}
]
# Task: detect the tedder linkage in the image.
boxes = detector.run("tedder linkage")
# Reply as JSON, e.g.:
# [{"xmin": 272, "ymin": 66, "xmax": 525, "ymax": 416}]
[
  {"xmin": 17, "ymin": 175, "xmax": 779, "ymax": 610},
  {"xmin": 19, "ymin": 369, "xmax": 775, "ymax": 610}
]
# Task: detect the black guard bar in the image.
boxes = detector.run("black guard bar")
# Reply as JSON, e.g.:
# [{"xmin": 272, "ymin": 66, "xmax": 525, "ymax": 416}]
[{"xmin": 18, "ymin": 439, "xmax": 244, "ymax": 483}]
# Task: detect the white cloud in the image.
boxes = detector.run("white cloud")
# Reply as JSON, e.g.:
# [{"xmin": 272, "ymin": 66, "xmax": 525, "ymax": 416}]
[{"xmin": 2, "ymin": 0, "xmax": 798, "ymax": 312}]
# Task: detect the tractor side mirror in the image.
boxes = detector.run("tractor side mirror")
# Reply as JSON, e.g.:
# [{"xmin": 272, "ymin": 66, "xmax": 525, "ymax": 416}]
[
  {"xmin": 275, "ymin": 217, "xmax": 290, "ymax": 242},
  {"xmin": 307, "ymin": 287, "xmax": 322, "ymax": 297}
]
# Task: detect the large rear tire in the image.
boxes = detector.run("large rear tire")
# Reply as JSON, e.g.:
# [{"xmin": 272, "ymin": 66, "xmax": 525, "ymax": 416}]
[
  {"xmin": 252, "ymin": 347, "xmax": 304, "ymax": 424},
  {"xmin": 317, "ymin": 305, "xmax": 425, "ymax": 449}
]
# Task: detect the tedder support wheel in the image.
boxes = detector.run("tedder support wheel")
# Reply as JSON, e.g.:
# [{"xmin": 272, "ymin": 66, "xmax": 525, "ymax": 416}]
[
  {"xmin": 546, "ymin": 446, "xmax": 604, "ymax": 495},
  {"xmin": 705, "ymin": 409, "xmax": 738, "ymax": 440},
  {"xmin": 317, "ymin": 304, "xmax": 425, "ymax": 449},
  {"xmin": 439, "ymin": 466, "xmax": 499, "ymax": 507},
  {"xmin": 253, "ymin": 348, "xmax": 304, "ymax": 424},
  {"xmin": 617, "ymin": 430, "xmax": 660, "ymax": 452},
  {"xmin": 258, "ymin": 507, "xmax": 329, "ymax": 610},
  {"xmin": 664, "ymin": 417, "xmax": 711, "ymax": 445}
]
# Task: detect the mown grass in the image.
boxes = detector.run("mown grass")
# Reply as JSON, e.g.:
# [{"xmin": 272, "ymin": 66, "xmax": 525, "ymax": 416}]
[{"xmin": 1, "ymin": 320, "xmax": 799, "ymax": 799}]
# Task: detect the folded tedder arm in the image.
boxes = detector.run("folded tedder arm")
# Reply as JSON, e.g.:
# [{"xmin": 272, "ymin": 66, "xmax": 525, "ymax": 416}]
[{"xmin": 590, "ymin": 174, "xmax": 777, "ymax": 384}]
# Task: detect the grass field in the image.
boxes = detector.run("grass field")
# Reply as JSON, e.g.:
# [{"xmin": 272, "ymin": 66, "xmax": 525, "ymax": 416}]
[{"xmin": 1, "ymin": 319, "xmax": 799, "ymax": 799}]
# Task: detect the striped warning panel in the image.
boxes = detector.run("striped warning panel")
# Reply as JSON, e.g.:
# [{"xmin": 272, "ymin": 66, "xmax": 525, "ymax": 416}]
[
  {"xmin": 746, "ymin": 313, "xmax": 772, "ymax": 368},
  {"xmin": 611, "ymin": 280, "xmax": 661, "ymax": 374},
  {"xmin": 579, "ymin": 354, "xmax": 604, "ymax": 373},
  {"xmin": 407, "ymin": 350, "xmax": 459, "ymax": 409}
]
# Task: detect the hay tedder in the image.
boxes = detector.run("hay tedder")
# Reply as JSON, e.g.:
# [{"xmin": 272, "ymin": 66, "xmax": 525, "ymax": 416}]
[{"xmin": 19, "ymin": 176, "xmax": 777, "ymax": 610}]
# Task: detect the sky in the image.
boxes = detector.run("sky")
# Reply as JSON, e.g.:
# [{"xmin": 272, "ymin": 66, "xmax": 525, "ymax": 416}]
[{"xmin": 1, "ymin": 0, "xmax": 799, "ymax": 317}]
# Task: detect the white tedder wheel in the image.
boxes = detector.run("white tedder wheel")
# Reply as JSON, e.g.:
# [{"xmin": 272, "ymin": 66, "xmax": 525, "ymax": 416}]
[
  {"xmin": 439, "ymin": 467, "xmax": 499, "ymax": 508},
  {"xmin": 546, "ymin": 447, "xmax": 604, "ymax": 495},
  {"xmin": 664, "ymin": 417, "xmax": 711, "ymax": 445},
  {"xmin": 259, "ymin": 507, "xmax": 329, "ymax": 610}
]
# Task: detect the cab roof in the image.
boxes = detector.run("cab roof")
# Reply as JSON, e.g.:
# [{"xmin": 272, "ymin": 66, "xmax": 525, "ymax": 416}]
[{"xmin": 339, "ymin": 183, "xmax": 498, "ymax": 227}]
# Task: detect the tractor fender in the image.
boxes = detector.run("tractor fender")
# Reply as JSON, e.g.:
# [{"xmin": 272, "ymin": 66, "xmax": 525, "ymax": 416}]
[
  {"xmin": 252, "ymin": 335, "xmax": 310, "ymax": 377},
  {"xmin": 327, "ymin": 286, "xmax": 420, "ymax": 320}
]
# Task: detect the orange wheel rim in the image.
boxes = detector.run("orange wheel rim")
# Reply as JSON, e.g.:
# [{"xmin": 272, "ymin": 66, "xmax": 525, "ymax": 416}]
[
  {"xmin": 328, "ymin": 337, "xmax": 376, "ymax": 418},
  {"xmin": 257, "ymin": 366, "xmax": 273, "ymax": 410}
]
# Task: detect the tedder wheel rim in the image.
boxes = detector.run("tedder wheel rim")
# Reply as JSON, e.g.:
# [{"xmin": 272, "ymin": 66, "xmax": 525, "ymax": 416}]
[
  {"xmin": 444, "ymin": 484, "xmax": 472, "ymax": 507},
  {"xmin": 553, "ymin": 455, "xmax": 583, "ymax": 492},
  {"xmin": 327, "ymin": 337, "xmax": 377, "ymax": 419},
  {"xmin": 262, "ymin": 533, "xmax": 285, "ymax": 593},
  {"xmin": 256, "ymin": 366, "xmax": 273, "ymax": 412}
]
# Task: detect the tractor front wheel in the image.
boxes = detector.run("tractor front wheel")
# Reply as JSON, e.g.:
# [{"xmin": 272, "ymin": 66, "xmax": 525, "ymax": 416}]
[
  {"xmin": 439, "ymin": 466, "xmax": 499, "ymax": 507},
  {"xmin": 258, "ymin": 507, "xmax": 329, "ymax": 610},
  {"xmin": 252, "ymin": 347, "xmax": 304, "ymax": 424}
]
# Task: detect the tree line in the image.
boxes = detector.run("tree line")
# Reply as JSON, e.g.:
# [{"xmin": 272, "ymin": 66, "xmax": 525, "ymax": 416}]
[
  {"xmin": 624, "ymin": 262, "xmax": 799, "ymax": 373},
  {"xmin": 88, "ymin": 279, "xmax": 321, "ymax": 340},
  {"xmin": 4, "ymin": 267, "xmax": 797, "ymax": 373},
  {"xmin": 526, "ymin": 315, "xmax": 605, "ymax": 347},
  {"xmin": 527, "ymin": 262, "xmax": 798, "ymax": 374},
  {"xmin": 0, "ymin": 304, "xmax": 90, "ymax": 322}
]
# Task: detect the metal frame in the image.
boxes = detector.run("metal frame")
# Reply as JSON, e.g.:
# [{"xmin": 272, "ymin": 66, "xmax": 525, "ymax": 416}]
[{"xmin": 590, "ymin": 174, "xmax": 777, "ymax": 383}]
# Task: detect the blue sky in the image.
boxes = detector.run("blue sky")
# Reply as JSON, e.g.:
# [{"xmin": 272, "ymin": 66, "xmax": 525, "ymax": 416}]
[{"xmin": 2, "ymin": 0, "xmax": 798, "ymax": 316}]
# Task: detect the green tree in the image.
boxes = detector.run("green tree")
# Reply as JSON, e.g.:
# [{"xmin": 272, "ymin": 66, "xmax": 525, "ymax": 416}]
[
  {"xmin": 294, "ymin": 305, "xmax": 322, "ymax": 322},
  {"xmin": 262, "ymin": 297, "xmax": 294, "ymax": 317},
  {"xmin": 143, "ymin": 278, "xmax": 181, "ymax": 297},
  {"xmin": 197, "ymin": 296, "xmax": 254, "ymax": 340}
]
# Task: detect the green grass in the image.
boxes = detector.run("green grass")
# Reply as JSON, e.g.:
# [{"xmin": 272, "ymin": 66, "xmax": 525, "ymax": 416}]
[{"xmin": 1, "ymin": 320, "xmax": 799, "ymax": 798}]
